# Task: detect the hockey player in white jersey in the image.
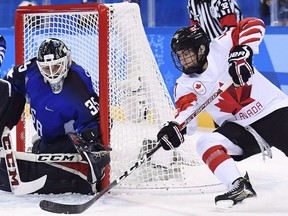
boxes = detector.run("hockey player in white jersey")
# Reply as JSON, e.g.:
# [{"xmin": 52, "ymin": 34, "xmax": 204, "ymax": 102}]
[
  {"xmin": 187, "ymin": 0, "xmax": 243, "ymax": 128},
  {"xmin": 157, "ymin": 17, "xmax": 288, "ymax": 207}
]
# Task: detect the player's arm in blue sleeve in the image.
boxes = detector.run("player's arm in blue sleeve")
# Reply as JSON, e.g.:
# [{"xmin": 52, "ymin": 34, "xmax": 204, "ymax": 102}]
[
  {"xmin": 0, "ymin": 35, "xmax": 6, "ymax": 67},
  {"xmin": 74, "ymin": 91, "xmax": 111, "ymax": 153},
  {"xmin": 69, "ymin": 65, "xmax": 100, "ymax": 133},
  {"xmin": 3, "ymin": 59, "xmax": 33, "ymax": 97},
  {"xmin": 71, "ymin": 69, "xmax": 102, "ymax": 150},
  {"xmin": 0, "ymin": 60, "xmax": 27, "ymax": 133},
  {"xmin": 75, "ymin": 90, "xmax": 100, "ymax": 133}
]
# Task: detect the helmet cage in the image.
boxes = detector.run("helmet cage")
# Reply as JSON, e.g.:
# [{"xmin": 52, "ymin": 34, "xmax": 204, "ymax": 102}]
[
  {"xmin": 171, "ymin": 47, "xmax": 206, "ymax": 75},
  {"xmin": 37, "ymin": 54, "xmax": 70, "ymax": 94},
  {"xmin": 171, "ymin": 51, "xmax": 185, "ymax": 73}
]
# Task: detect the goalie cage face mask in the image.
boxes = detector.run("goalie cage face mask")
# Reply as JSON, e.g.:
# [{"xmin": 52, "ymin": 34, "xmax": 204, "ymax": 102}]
[
  {"xmin": 36, "ymin": 38, "xmax": 72, "ymax": 94},
  {"xmin": 171, "ymin": 25, "xmax": 210, "ymax": 75}
]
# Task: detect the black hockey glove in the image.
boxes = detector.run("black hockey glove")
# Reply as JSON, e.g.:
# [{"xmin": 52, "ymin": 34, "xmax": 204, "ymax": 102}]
[
  {"xmin": 157, "ymin": 121, "xmax": 186, "ymax": 150},
  {"xmin": 228, "ymin": 45, "xmax": 254, "ymax": 87}
]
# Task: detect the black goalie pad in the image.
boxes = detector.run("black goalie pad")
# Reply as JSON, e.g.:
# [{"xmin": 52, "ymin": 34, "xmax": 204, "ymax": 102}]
[
  {"xmin": 0, "ymin": 154, "xmax": 94, "ymax": 195},
  {"xmin": 0, "ymin": 79, "xmax": 26, "ymax": 138}
]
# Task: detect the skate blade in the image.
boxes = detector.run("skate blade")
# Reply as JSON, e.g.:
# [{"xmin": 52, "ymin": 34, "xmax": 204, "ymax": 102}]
[{"xmin": 215, "ymin": 200, "xmax": 234, "ymax": 210}]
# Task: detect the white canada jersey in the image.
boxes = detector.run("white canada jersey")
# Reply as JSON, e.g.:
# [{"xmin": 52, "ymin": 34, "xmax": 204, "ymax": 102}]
[{"xmin": 174, "ymin": 22, "xmax": 288, "ymax": 135}]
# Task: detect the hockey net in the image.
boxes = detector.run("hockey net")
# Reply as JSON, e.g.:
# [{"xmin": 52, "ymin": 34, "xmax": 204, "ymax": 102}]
[{"xmin": 15, "ymin": 3, "xmax": 220, "ymax": 192}]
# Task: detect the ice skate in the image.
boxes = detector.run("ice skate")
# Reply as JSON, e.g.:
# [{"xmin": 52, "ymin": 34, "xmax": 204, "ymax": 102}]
[{"xmin": 215, "ymin": 172, "xmax": 256, "ymax": 209}]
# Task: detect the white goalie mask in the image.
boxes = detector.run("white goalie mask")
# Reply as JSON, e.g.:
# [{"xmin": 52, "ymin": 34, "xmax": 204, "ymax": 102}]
[{"xmin": 36, "ymin": 38, "xmax": 72, "ymax": 94}]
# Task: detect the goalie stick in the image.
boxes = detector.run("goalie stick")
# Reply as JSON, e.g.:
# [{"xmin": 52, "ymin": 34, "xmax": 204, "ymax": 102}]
[
  {"xmin": 39, "ymin": 80, "xmax": 232, "ymax": 214},
  {"xmin": 1, "ymin": 127, "xmax": 47, "ymax": 195}
]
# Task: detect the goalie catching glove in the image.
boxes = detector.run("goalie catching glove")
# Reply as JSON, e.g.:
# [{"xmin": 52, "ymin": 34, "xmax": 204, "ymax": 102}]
[
  {"xmin": 157, "ymin": 121, "xmax": 186, "ymax": 150},
  {"xmin": 228, "ymin": 45, "xmax": 254, "ymax": 87}
]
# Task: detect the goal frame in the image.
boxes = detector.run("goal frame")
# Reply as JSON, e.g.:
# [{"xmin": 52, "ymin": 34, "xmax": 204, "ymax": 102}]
[
  {"xmin": 15, "ymin": 4, "xmax": 110, "ymax": 187},
  {"xmin": 14, "ymin": 3, "xmax": 220, "ymax": 193}
]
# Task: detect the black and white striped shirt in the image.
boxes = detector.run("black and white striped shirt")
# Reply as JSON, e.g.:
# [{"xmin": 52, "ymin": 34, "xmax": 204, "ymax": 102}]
[
  {"xmin": 187, "ymin": 0, "xmax": 243, "ymax": 40},
  {"xmin": 0, "ymin": 35, "xmax": 6, "ymax": 66}
]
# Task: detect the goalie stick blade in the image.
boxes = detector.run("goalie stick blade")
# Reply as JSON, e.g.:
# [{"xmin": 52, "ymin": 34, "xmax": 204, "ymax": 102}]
[{"xmin": 14, "ymin": 175, "xmax": 47, "ymax": 196}]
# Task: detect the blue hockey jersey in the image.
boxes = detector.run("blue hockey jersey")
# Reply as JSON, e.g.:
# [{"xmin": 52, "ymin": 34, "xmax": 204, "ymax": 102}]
[{"xmin": 5, "ymin": 57, "xmax": 100, "ymax": 145}]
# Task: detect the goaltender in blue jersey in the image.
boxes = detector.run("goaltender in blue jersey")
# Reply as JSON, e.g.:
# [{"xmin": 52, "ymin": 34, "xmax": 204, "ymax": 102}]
[
  {"xmin": 7, "ymin": 51, "xmax": 99, "ymax": 148},
  {"xmin": 0, "ymin": 38, "xmax": 110, "ymax": 194}
]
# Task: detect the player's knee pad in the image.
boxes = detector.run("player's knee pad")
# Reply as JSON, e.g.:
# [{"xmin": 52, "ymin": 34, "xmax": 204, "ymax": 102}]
[{"xmin": 197, "ymin": 131, "xmax": 244, "ymax": 159}]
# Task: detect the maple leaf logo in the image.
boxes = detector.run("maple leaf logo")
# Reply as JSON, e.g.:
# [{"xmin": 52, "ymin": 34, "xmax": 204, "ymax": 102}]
[{"xmin": 215, "ymin": 84, "xmax": 255, "ymax": 115}]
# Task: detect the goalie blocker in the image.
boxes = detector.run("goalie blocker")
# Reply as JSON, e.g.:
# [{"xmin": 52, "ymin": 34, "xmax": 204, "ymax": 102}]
[{"xmin": 0, "ymin": 79, "xmax": 96, "ymax": 194}]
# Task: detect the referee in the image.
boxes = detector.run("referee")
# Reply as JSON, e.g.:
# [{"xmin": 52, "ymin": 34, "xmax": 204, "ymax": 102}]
[{"xmin": 187, "ymin": 0, "xmax": 243, "ymax": 40}]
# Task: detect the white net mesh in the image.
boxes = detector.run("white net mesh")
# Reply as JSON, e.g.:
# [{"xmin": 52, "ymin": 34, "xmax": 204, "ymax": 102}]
[{"xmin": 17, "ymin": 3, "xmax": 220, "ymax": 191}]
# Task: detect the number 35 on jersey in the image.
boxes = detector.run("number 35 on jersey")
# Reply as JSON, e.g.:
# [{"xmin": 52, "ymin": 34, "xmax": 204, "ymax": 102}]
[{"xmin": 85, "ymin": 96, "xmax": 99, "ymax": 116}]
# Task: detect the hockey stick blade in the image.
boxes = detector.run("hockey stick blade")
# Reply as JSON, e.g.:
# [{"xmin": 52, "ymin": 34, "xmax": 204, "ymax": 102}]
[
  {"xmin": 14, "ymin": 174, "xmax": 47, "ymax": 196},
  {"xmin": 39, "ymin": 80, "xmax": 232, "ymax": 214}
]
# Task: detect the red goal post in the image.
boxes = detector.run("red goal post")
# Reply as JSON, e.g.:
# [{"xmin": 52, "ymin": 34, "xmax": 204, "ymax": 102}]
[
  {"xmin": 15, "ymin": 4, "xmax": 111, "ymax": 187},
  {"xmin": 14, "ymin": 2, "xmax": 220, "ymax": 192},
  {"xmin": 15, "ymin": 3, "xmax": 109, "ymax": 151}
]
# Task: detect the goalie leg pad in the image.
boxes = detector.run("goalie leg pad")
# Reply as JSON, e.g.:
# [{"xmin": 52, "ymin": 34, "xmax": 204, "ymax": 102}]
[
  {"xmin": 18, "ymin": 160, "xmax": 93, "ymax": 194},
  {"xmin": 85, "ymin": 151, "xmax": 110, "ymax": 184},
  {"xmin": 0, "ymin": 158, "xmax": 10, "ymax": 192},
  {"xmin": 0, "ymin": 156, "xmax": 94, "ymax": 194}
]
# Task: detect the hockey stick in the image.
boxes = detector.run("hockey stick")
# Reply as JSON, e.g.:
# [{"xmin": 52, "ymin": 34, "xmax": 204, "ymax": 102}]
[
  {"xmin": 1, "ymin": 127, "xmax": 47, "ymax": 195},
  {"xmin": 39, "ymin": 80, "xmax": 232, "ymax": 214}
]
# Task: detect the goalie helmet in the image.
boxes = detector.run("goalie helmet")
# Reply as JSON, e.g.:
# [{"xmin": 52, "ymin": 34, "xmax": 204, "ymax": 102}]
[
  {"xmin": 171, "ymin": 25, "xmax": 210, "ymax": 75},
  {"xmin": 36, "ymin": 38, "xmax": 72, "ymax": 94}
]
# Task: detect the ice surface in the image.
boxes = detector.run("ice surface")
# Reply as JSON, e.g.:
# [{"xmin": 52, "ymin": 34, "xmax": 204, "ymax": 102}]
[{"xmin": 1, "ymin": 128, "xmax": 288, "ymax": 216}]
